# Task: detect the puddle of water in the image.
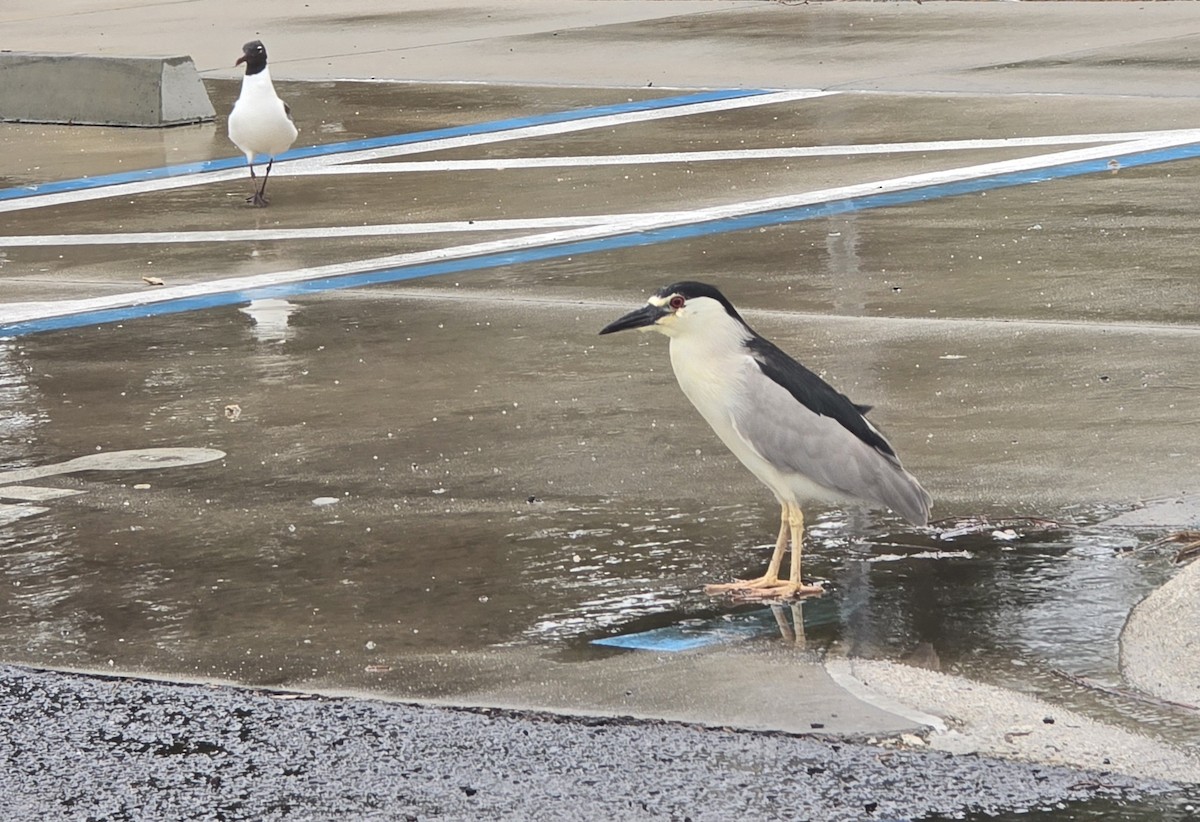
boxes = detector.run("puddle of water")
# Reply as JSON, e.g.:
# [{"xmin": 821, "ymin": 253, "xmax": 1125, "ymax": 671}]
[{"xmin": 497, "ymin": 498, "xmax": 1200, "ymax": 758}]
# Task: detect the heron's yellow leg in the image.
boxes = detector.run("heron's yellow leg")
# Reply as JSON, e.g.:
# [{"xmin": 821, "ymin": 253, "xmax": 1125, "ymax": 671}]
[
  {"xmin": 704, "ymin": 507, "xmax": 787, "ymax": 594},
  {"xmin": 783, "ymin": 503, "xmax": 823, "ymax": 597},
  {"xmin": 761, "ymin": 505, "xmax": 789, "ymax": 583},
  {"xmin": 705, "ymin": 504, "xmax": 822, "ymax": 600}
]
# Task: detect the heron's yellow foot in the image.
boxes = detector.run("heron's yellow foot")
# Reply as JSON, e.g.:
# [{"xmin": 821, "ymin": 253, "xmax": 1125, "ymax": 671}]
[{"xmin": 704, "ymin": 578, "xmax": 823, "ymax": 601}]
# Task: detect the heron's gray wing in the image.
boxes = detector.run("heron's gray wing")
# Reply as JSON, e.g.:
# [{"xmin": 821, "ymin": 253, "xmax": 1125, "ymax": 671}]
[{"xmin": 728, "ymin": 361, "xmax": 930, "ymax": 525}]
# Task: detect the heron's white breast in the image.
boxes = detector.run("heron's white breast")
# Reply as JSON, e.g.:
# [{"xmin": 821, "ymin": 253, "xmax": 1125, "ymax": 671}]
[
  {"xmin": 668, "ymin": 330, "xmax": 779, "ymax": 490},
  {"xmin": 667, "ymin": 328, "xmax": 846, "ymax": 506}
]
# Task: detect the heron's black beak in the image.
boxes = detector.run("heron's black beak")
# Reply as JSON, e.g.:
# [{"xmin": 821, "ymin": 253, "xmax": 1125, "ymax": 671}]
[{"xmin": 599, "ymin": 304, "xmax": 667, "ymax": 335}]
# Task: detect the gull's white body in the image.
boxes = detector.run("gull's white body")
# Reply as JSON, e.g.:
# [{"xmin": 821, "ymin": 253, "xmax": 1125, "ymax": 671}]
[{"xmin": 228, "ymin": 67, "xmax": 297, "ymax": 164}]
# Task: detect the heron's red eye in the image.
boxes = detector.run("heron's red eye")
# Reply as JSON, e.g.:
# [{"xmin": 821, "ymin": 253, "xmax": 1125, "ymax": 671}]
[{"xmin": 668, "ymin": 295, "xmax": 686, "ymax": 310}]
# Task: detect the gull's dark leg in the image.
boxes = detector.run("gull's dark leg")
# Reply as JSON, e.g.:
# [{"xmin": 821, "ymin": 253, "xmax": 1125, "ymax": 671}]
[
  {"xmin": 248, "ymin": 159, "xmax": 273, "ymax": 207},
  {"xmin": 244, "ymin": 162, "xmax": 261, "ymax": 205}
]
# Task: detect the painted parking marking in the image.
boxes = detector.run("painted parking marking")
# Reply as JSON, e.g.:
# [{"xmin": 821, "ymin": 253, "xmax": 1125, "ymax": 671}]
[
  {"xmin": 0, "ymin": 215, "xmax": 653, "ymax": 247},
  {"xmin": 0, "ymin": 448, "xmax": 228, "ymax": 486},
  {"xmin": 0, "ymin": 87, "xmax": 775, "ymax": 202},
  {"xmin": 0, "ymin": 89, "xmax": 831, "ymax": 214},
  {"xmin": 286, "ymin": 130, "xmax": 1200, "ymax": 176},
  {"xmin": 4, "ymin": 83, "xmax": 1200, "ymax": 338},
  {"xmin": 278, "ymin": 89, "xmax": 834, "ymax": 170},
  {"xmin": 0, "ymin": 486, "xmax": 85, "ymax": 502},
  {"xmin": 6, "ymin": 127, "xmax": 1196, "ymax": 249},
  {"xmin": 4, "ymin": 131, "xmax": 1200, "ymax": 337}
]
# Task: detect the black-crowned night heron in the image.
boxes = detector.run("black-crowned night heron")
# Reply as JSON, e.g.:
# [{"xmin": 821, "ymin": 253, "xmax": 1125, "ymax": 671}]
[
  {"xmin": 228, "ymin": 40, "xmax": 297, "ymax": 207},
  {"xmin": 600, "ymin": 281, "xmax": 931, "ymax": 600}
]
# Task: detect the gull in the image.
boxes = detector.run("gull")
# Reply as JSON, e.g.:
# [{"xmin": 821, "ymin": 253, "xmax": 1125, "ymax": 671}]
[{"xmin": 228, "ymin": 40, "xmax": 297, "ymax": 207}]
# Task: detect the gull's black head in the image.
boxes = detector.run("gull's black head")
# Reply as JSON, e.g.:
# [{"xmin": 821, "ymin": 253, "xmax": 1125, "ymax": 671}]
[
  {"xmin": 236, "ymin": 40, "xmax": 269, "ymax": 74},
  {"xmin": 599, "ymin": 281, "xmax": 748, "ymax": 336}
]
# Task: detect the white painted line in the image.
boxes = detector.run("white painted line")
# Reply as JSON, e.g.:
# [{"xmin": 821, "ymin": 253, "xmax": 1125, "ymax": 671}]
[
  {"xmin": 292, "ymin": 90, "xmax": 837, "ymax": 170},
  {"xmin": 290, "ymin": 130, "xmax": 1200, "ymax": 176},
  {"xmin": 0, "ymin": 169, "xmax": 250, "ymax": 216},
  {"xmin": 10, "ymin": 128, "xmax": 1199, "ymax": 249},
  {"xmin": 0, "ymin": 214, "xmax": 688, "ymax": 247},
  {"xmin": 0, "ymin": 448, "xmax": 227, "ymax": 485},
  {"xmin": 824, "ymin": 659, "xmax": 949, "ymax": 733},
  {"xmin": 0, "ymin": 90, "xmax": 834, "ymax": 215},
  {"xmin": 2, "ymin": 132, "xmax": 1192, "ymax": 328}
]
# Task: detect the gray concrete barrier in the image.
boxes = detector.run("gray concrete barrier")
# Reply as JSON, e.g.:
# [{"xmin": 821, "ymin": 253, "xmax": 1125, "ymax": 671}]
[
  {"xmin": 0, "ymin": 52, "xmax": 215, "ymax": 127},
  {"xmin": 1120, "ymin": 558, "xmax": 1200, "ymax": 709}
]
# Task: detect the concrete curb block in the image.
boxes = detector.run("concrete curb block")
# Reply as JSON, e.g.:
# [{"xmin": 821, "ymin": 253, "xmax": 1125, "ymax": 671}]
[
  {"xmin": 836, "ymin": 658, "xmax": 1200, "ymax": 784},
  {"xmin": 1120, "ymin": 559, "xmax": 1200, "ymax": 709},
  {"xmin": 0, "ymin": 52, "xmax": 215, "ymax": 127}
]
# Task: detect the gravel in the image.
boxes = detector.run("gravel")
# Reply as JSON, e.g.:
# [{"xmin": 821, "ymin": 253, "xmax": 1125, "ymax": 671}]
[{"xmin": 0, "ymin": 664, "xmax": 1175, "ymax": 821}]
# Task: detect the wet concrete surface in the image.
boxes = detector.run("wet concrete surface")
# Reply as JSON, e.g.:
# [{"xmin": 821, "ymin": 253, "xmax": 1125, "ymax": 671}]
[
  {"xmin": 4, "ymin": 2, "xmax": 1200, "ymax": 819},
  {"xmin": 0, "ymin": 291, "xmax": 1195, "ymax": 688}
]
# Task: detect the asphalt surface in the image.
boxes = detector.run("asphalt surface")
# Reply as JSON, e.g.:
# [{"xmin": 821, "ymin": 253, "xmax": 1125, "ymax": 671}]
[{"xmin": 0, "ymin": 663, "xmax": 1179, "ymax": 822}]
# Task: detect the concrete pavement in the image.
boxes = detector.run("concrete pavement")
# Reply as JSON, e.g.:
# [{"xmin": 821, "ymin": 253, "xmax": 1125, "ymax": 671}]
[{"xmin": 4, "ymin": 0, "xmax": 1200, "ymax": 94}]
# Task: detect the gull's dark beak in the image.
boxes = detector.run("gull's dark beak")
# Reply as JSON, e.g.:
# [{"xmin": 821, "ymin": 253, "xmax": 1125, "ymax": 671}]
[
  {"xmin": 599, "ymin": 303, "xmax": 667, "ymax": 335},
  {"xmin": 235, "ymin": 55, "xmax": 247, "ymax": 66}
]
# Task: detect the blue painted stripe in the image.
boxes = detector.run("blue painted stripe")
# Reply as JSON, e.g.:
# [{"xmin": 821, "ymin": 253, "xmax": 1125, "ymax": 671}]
[
  {"xmin": 4, "ymin": 140, "xmax": 1199, "ymax": 338},
  {"xmin": 0, "ymin": 88, "xmax": 775, "ymax": 202}
]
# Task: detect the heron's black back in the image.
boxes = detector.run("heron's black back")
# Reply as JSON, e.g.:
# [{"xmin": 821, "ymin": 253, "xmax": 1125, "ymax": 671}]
[{"xmin": 747, "ymin": 335, "xmax": 897, "ymax": 460}]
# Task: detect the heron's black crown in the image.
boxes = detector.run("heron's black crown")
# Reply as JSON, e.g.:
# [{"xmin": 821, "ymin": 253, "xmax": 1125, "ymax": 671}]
[{"xmin": 655, "ymin": 281, "xmax": 748, "ymax": 327}]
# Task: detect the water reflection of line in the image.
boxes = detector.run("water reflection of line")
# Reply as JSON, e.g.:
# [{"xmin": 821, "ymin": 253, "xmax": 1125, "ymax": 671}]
[
  {"xmin": 523, "ymin": 588, "xmax": 685, "ymax": 643},
  {"xmin": 0, "ymin": 518, "xmax": 97, "ymax": 660},
  {"xmin": 516, "ymin": 503, "xmax": 849, "ymax": 644}
]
